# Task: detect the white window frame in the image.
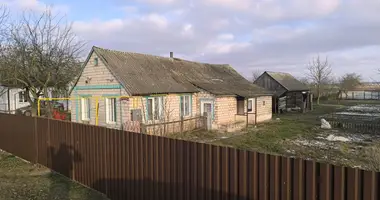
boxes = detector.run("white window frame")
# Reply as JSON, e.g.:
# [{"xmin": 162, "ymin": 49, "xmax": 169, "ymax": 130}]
[
  {"xmin": 106, "ymin": 98, "xmax": 117, "ymax": 124},
  {"xmin": 200, "ymin": 100, "xmax": 213, "ymax": 117},
  {"xmin": 247, "ymin": 99, "xmax": 253, "ymax": 112},
  {"xmin": 180, "ymin": 95, "xmax": 191, "ymax": 117},
  {"xmin": 18, "ymin": 91, "xmax": 27, "ymax": 103},
  {"xmin": 147, "ymin": 97, "xmax": 163, "ymax": 121},
  {"xmin": 81, "ymin": 98, "xmax": 90, "ymax": 121}
]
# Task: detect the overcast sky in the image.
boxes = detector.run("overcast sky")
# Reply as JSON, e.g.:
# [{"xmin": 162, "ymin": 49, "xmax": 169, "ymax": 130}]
[{"xmin": 2, "ymin": 0, "xmax": 380, "ymax": 81}]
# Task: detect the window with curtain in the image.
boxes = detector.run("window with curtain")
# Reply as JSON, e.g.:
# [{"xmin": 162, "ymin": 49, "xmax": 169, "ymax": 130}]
[
  {"xmin": 180, "ymin": 95, "xmax": 191, "ymax": 117},
  {"xmin": 81, "ymin": 98, "xmax": 91, "ymax": 121},
  {"xmin": 106, "ymin": 98, "xmax": 117, "ymax": 123},
  {"xmin": 147, "ymin": 97, "xmax": 163, "ymax": 121}
]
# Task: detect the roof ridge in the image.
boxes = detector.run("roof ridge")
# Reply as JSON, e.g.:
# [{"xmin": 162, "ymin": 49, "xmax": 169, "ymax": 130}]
[
  {"xmin": 94, "ymin": 46, "xmax": 174, "ymax": 61},
  {"xmin": 93, "ymin": 46, "xmax": 229, "ymax": 66}
]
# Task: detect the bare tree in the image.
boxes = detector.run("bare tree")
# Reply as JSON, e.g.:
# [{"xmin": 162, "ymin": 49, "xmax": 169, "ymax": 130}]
[
  {"xmin": 307, "ymin": 56, "xmax": 332, "ymax": 105},
  {"xmin": 0, "ymin": 6, "xmax": 8, "ymax": 40},
  {"xmin": 252, "ymin": 69, "xmax": 262, "ymax": 82},
  {"xmin": 298, "ymin": 77, "xmax": 310, "ymax": 86},
  {"xmin": 0, "ymin": 8, "xmax": 85, "ymax": 116},
  {"xmin": 338, "ymin": 73, "xmax": 361, "ymax": 100}
]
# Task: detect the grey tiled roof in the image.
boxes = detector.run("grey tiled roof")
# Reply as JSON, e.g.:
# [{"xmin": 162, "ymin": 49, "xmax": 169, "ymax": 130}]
[
  {"xmin": 93, "ymin": 46, "xmax": 271, "ymax": 97},
  {"xmin": 266, "ymin": 71, "xmax": 309, "ymax": 92}
]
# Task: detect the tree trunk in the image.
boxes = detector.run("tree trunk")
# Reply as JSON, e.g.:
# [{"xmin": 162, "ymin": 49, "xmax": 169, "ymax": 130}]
[
  {"xmin": 317, "ymin": 86, "xmax": 321, "ymax": 105},
  {"xmin": 337, "ymin": 91, "xmax": 341, "ymax": 104},
  {"xmin": 44, "ymin": 88, "xmax": 53, "ymax": 119}
]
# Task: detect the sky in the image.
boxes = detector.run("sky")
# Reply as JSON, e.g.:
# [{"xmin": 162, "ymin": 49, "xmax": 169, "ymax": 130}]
[{"xmin": 1, "ymin": 0, "xmax": 380, "ymax": 81}]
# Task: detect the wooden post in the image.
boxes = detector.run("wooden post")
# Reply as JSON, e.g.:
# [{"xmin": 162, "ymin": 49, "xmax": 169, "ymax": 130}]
[
  {"xmin": 246, "ymin": 99, "xmax": 249, "ymax": 128},
  {"xmin": 285, "ymin": 95, "xmax": 288, "ymax": 111},
  {"xmin": 255, "ymin": 98, "xmax": 258, "ymax": 125},
  {"xmin": 310, "ymin": 93, "xmax": 313, "ymax": 111},
  {"xmin": 204, "ymin": 112, "xmax": 212, "ymax": 131},
  {"xmin": 180, "ymin": 115, "xmax": 184, "ymax": 133}
]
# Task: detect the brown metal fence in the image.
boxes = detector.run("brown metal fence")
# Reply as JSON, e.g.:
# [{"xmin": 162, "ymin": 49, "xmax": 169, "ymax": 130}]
[{"xmin": 0, "ymin": 113, "xmax": 379, "ymax": 200}]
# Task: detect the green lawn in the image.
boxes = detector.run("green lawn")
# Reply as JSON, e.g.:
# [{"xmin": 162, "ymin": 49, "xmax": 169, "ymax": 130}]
[
  {"xmin": 173, "ymin": 100, "xmax": 380, "ymax": 171},
  {"xmin": 0, "ymin": 151, "xmax": 109, "ymax": 200}
]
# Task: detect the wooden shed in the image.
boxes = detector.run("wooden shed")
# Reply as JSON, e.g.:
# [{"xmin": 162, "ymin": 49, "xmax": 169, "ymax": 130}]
[{"xmin": 254, "ymin": 71, "xmax": 312, "ymax": 113}]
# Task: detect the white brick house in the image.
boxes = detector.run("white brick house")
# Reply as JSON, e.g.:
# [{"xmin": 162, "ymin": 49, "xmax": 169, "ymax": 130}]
[{"xmin": 70, "ymin": 46, "xmax": 273, "ymax": 132}]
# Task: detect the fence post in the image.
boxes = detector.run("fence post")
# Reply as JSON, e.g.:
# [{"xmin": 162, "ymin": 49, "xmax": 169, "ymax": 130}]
[
  {"xmin": 180, "ymin": 116, "xmax": 184, "ymax": 133},
  {"xmin": 204, "ymin": 112, "xmax": 212, "ymax": 131},
  {"xmin": 310, "ymin": 93, "xmax": 313, "ymax": 111}
]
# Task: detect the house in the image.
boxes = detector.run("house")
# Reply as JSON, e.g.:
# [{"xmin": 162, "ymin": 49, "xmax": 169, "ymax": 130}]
[
  {"xmin": 0, "ymin": 86, "xmax": 30, "ymax": 114},
  {"xmin": 0, "ymin": 85, "xmax": 71, "ymax": 115},
  {"xmin": 339, "ymin": 82, "xmax": 380, "ymax": 100},
  {"xmin": 70, "ymin": 46, "xmax": 273, "ymax": 132},
  {"xmin": 254, "ymin": 71, "xmax": 312, "ymax": 113}
]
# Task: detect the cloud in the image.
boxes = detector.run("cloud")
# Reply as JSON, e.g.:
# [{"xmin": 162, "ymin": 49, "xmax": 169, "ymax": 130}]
[
  {"xmin": 65, "ymin": 0, "xmax": 380, "ymax": 81},
  {"xmin": 217, "ymin": 33, "xmax": 234, "ymax": 41},
  {"xmin": 140, "ymin": 13, "xmax": 168, "ymax": 28},
  {"xmin": 138, "ymin": 0, "xmax": 176, "ymax": 5},
  {"xmin": 203, "ymin": 0, "xmax": 252, "ymax": 11},
  {"xmin": 0, "ymin": 0, "xmax": 69, "ymax": 13},
  {"xmin": 122, "ymin": 6, "xmax": 139, "ymax": 13}
]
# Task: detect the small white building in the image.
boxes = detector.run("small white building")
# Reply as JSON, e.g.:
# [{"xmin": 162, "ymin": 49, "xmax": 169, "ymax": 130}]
[
  {"xmin": 0, "ymin": 86, "xmax": 71, "ymax": 114},
  {"xmin": 0, "ymin": 86, "xmax": 30, "ymax": 113}
]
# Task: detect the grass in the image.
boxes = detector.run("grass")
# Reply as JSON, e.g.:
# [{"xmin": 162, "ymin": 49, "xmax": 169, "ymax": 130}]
[
  {"xmin": 0, "ymin": 151, "xmax": 109, "ymax": 200},
  {"xmin": 172, "ymin": 100, "xmax": 380, "ymax": 170},
  {"xmin": 320, "ymin": 99, "xmax": 380, "ymax": 106}
]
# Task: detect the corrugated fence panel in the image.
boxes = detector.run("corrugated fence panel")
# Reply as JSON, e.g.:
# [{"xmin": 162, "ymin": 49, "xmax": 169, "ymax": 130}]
[
  {"xmin": 2, "ymin": 114, "xmax": 380, "ymax": 200},
  {"xmin": 0, "ymin": 114, "xmax": 35, "ymax": 162},
  {"xmin": 36, "ymin": 117, "xmax": 49, "ymax": 166}
]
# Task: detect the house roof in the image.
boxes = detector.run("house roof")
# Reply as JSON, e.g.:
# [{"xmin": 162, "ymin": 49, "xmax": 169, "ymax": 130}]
[
  {"xmin": 90, "ymin": 46, "xmax": 271, "ymax": 97},
  {"xmin": 265, "ymin": 71, "xmax": 309, "ymax": 92}
]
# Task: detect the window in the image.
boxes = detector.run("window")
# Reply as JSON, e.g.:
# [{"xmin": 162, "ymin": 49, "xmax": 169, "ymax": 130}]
[
  {"xmin": 106, "ymin": 98, "xmax": 117, "ymax": 124},
  {"xmin": 247, "ymin": 99, "xmax": 253, "ymax": 112},
  {"xmin": 263, "ymin": 101, "xmax": 266, "ymax": 106},
  {"xmin": 81, "ymin": 98, "xmax": 91, "ymax": 121},
  {"xmin": 18, "ymin": 91, "xmax": 27, "ymax": 103},
  {"xmin": 147, "ymin": 97, "xmax": 163, "ymax": 121},
  {"xmin": 94, "ymin": 57, "xmax": 99, "ymax": 66},
  {"xmin": 237, "ymin": 98, "xmax": 245, "ymax": 115},
  {"xmin": 180, "ymin": 95, "xmax": 191, "ymax": 117}
]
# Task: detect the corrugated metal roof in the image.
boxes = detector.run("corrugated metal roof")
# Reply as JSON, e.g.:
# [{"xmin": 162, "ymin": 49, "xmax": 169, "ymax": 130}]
[
  {"xmin": 93, "ymin": 46, "xmax": 271, "ymax": 97},
  {"xmin": 265, "ymin": 71, "xmax": 309, "ymax": 92}
]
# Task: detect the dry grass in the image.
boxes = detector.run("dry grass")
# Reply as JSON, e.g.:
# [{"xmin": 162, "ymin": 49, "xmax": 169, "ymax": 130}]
[
  {"xmin": 0, "ymin": 150, "xmax": 109, "ymax": 200},
  {"xmin": 170, "ymin": 101, "xmax": 380, "ymax": 171}
]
